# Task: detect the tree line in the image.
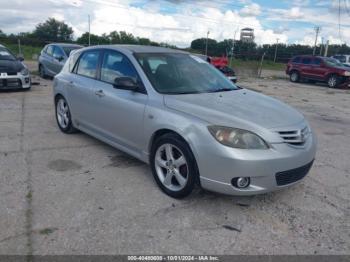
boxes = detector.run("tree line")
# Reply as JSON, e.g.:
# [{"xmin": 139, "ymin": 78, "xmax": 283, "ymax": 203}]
[{"xmin": 1, "ymin": 18, "xmax": 349, "ymax": 62}]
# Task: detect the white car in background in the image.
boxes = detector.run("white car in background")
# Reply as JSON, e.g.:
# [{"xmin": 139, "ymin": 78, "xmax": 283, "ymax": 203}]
[{"xmin": 332, "ymin": 55, "xmax": 350, "ymax": 67}]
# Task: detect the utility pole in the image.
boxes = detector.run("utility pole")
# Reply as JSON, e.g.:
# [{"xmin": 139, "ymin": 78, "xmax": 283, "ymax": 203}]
[
  {"xmin": 230, "ymin": 28, "xmax": 238, "ymax": 67},
  {"xmin": 88, "ymin": 15, "xmax": 91, "ymax": 46},
  {"xmin": 273, "ymin": 38, "xmax": 279, "ymax": 63},
  {"xmin": 319, "ymin": 37, "xmax": 324, "ymax": 56},
  {"xmin": 205, "ymin": 31, "xmax": 210, "ymax": 56},
  {"xmin": 324, "ymin": 40, "xmax": 329, "ymax": 57},
  {"xmin": 313, "ymin": 26, "xmax": 320, "ymax": 56}
]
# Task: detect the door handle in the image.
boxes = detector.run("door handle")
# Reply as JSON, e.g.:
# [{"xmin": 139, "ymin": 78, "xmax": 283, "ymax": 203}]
[{"xmin": 95, "ymin": 90, "xmax": 105, "ymax": 97}]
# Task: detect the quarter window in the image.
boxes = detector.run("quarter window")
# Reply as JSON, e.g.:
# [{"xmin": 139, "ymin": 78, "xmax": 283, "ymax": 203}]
[
  {"xmin": 101, "ymin": 51, "xmax": 138, "ymax": 84},
  {"xmin": 76, "ymin": 51, "xmax": 100, "ymax": 78}
]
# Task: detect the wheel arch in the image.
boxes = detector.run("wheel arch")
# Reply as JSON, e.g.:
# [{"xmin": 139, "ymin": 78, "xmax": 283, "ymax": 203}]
[{"xmin": 148, "ymin": 128, "xmax": 201, "ymax": 185}]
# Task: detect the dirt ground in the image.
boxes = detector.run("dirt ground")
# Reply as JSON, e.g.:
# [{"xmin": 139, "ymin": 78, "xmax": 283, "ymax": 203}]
[{"xmin": 0, "ymin": 61, "xmax": 349, "ymax": 255}]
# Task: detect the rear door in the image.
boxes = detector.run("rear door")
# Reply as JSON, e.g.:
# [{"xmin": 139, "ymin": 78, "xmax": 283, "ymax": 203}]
[
  {"xmin": 300, "ymin": 57, "xmax": 312, "ymax": 78},
  {"xmin": 43, "ymin": 45, "xmax": 55, "ymax": 76},
  {"xmin": 67, "ymin": 50, "xmax": 102, "ymax": 129}
]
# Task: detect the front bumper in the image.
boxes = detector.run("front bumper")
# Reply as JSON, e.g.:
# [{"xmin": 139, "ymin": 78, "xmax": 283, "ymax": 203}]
[
  {"xmin": 0, "ymin": 73, "xmax": 31, "ymax": 90},
  {"xmin": 194, "ymin": 130, "xmax": 317, "ymax": 196}
]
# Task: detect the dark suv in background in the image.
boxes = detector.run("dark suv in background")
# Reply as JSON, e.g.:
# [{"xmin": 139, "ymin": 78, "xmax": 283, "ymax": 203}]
[
  {"xmin": 38, "ymin": 43, "xmax": 82, "ymax": 78},
  {"xmin": 286, "ymin": 55, "xmax": 350, "ymax": 88}
]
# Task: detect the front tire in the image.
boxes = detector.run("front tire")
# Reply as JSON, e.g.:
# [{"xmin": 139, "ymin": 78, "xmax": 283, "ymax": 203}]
[
  {"xmin": 55, "ymin": 96, "xmax": 77, "ymax": 134},
  {"xmin": 150, "ymin": 133, "xmax": 197, "ymax": 198},
  {"xmin": 327, "ymin": 74, "xmax": 339, "ymax": 88}
]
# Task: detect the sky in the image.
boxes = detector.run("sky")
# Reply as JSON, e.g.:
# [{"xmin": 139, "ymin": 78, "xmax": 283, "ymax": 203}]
[{"xmin": 0, "ymin": 0, "xmax": 350, "ymax": 47}]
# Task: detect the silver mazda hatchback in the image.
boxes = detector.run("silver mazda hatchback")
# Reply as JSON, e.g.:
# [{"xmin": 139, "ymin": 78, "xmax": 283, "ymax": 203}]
[{"xmin": 53, "ymin": 45, "xmax": 317, "ymax": 198}]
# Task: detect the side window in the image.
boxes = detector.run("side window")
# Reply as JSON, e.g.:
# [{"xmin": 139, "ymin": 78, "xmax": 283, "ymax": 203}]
[
  {"xmin": 312, "ymin": 58, "xmax": 321, "ymax": 65},
  {"xmin": 53, "ymin": 46, "xmax": 64, "ymax": 59},
  {"xmin": 76, "ymin": 51, "xmax": 100, "ymax": 78},
  {"xmin": 46, "ymin": 45, "xmax": 54, "ymax": 56},
  {"xmin": 302, "ymin": 57, "xmax": 311, "ymax": 65},
  {"xmin": 101, "ymin": 51, "xmax": 138, "ymax": 84}
]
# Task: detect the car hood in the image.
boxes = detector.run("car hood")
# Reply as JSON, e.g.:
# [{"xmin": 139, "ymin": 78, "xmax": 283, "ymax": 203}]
[
  {"xmin": 164, "ymin": 89, "xmax": 305, "ymax": 130},
  {"xmin": 0, "ymin": 60, "xmax": 24, "ymax": 73}
]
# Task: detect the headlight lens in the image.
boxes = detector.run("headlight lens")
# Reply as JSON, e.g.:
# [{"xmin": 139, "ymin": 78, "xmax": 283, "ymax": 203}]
[
  {"xmin": 343, "ymin": 71, "xmax": 350, "ymax": 76},
  {"xmin": 20, "ymin": 68, "xmax": 29, "ymax": 76},
  {"xmin": 208, "ymin": 126, "xmax": 269, "ymax": 149}
]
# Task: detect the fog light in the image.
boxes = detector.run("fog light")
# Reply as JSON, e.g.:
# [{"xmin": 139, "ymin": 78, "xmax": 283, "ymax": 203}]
[{"xmin": 232, "ymin": 177, "xmax": 250, "ymax": 188}]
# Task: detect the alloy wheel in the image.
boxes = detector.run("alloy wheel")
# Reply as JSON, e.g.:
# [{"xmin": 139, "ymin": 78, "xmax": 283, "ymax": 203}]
[
  {"xmin": 154, "ymin": 143, "xmax": 189, "ymax": 192},
  {"xmin": 56, "ymin": 98, "xmax": 70, "ymax": 129},
  {"xmin": 328, "ymin": 76, "xmax": 337, "ymax": 88}
]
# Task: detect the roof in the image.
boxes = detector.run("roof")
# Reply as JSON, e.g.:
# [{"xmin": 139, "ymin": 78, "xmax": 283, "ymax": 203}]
[
  {"xmin": 85, "ymin": 44, "xmax": 187, "ymax": 54},
  {"xmin": 47, "ymin": 43, "xmax": 83, "ymax": 47}
]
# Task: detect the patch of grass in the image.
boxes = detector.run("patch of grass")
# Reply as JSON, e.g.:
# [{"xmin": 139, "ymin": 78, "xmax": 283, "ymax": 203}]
[
  {"xmin": 26, "ymin": 191, "xmax": 32, "ymax": 199},
  {"xmin": 4, "ymin": 44, "xmax": 42, "ymax": 60}
]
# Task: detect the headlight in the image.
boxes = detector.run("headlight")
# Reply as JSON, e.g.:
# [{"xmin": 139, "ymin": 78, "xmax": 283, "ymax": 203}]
[
  {"xmin": 343, "ymin": 71, "xmax": 350, "ymax": 76},
  {"xmin": 20, "ymin": 68, "xmax": 29, "ymax": 76},
  {"xmin": 208, "ymin": 126, "xmax": 269, "ymax": 149}
]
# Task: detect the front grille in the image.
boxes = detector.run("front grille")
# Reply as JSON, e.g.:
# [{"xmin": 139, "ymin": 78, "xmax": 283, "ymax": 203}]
[
  {"xmin": 6, "ymin": 72, "xmax": 17, "ymax": 76},
  {"xmin": 0, "ymin": 78, "xmax": 22, "ymax": 89},
  {"xmin": 276, "ymin": 160, "xmax": 314, "ymax": 186},
  {"xmin": 277, "ymin": 126, "xmax": 309, "ymax": 145}
]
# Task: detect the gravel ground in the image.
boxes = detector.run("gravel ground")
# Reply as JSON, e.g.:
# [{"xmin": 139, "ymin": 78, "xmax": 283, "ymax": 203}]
[{"xmin": 0, "ymin": 62, "xmax": 349, "ymax": 255}]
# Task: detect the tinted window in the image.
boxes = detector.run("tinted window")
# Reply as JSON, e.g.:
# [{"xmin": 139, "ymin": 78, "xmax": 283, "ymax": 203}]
[
  {"xmin": 312, "ymin": 58, "xmax": 321, "ymax": 65},
  {"xmin": 101, "ymin": 51, "xmax": 138, "ymax": 84},
  {"xmin": 76, "ymin": 51, "xmax": 100, "ymax": 78},
  {"xmin": 292, "ymin": 57, "xmax": 300, "ymax": 63},
  {"xmin": 53, "ymin": 46, "xmax": 64, "ymax": 59},
  {"xmin": 46, "ymin": 45, "xmax": 54, "ymax": 56},
  {"xmin": 302, "ymin": 57, "xmax": 311, "ymax": 64}
]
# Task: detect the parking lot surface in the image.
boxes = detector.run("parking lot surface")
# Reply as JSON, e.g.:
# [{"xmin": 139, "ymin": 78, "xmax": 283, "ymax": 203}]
[{"xmin": 1, "ymin": 66, "xmax": 350, "ymax": 255}]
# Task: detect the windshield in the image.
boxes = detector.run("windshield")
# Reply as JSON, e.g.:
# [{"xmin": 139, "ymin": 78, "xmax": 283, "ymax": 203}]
[
  {"xmin": 333, "ymin": 56, "xmax": 346, "ymax": 63},
  {"xmin": 0, "ymin": 47, "xmax": 16, "ymax": 61},
  {"xmin": 135, "ymin": 53, "xmax": 238, "ymax": 94},
  {"xmin": 62, "ymin": 46, "xmax": 81, "ymax": 57},
  {"xmin": 324, "ymin": 57, "xmax": 344, "ymax": 67}
]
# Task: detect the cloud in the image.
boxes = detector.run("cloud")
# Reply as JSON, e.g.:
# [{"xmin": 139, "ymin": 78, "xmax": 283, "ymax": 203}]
[{"xmin": 240, "ymin": 3, "xmax": 261, "ymax": 17}]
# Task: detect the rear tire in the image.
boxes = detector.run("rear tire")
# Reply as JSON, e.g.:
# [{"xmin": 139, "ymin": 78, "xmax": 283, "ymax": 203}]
[
  {"xmin": 290, "ymin": 71, "xmax": 300, "ymax": 83},
  {"xmin": 55, "ymin": 96, "xmax": 77, "ymax": 134},
  {"xmin": 327, "ymin": 74, "xmax": 339, "ymax": 88},
  {"xmin": 39, "ymin": 64, "xmax": 47, "ymax": 79},
  {"xmin": 150, "ymin": 133, "xmax": 197, "ymax": 198}
]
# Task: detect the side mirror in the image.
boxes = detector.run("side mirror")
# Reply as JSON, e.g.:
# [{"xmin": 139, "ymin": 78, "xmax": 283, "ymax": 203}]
[
  {"xmin": 17, "ymin": 54, "xmax": 24, "ymax": 61},
  {"xmin": 54, "ymin": 55, "xmax": 64, "ymax": 62},
  {"xmin": 113, "ymin": 77, "xmax": 139, "ymax": 91}
]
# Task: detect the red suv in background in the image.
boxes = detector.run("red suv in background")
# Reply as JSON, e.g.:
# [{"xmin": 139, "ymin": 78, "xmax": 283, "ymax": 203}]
[{"xmin": 286, "ymin": 55, "xmax": 350, "ymax": 88}]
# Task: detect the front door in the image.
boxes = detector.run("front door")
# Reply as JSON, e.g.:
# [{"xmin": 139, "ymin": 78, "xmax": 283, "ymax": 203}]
[{"xmin": 91, "ymin": 50, "xmax": 148, "ymax": 153}]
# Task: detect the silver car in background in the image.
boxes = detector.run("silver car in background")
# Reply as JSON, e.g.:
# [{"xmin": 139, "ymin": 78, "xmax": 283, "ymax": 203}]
[
  {"xmin": 38, "ymin": 43, "xmax": 82, "ymax": 78},
  {"xmin": 53, "ymin": 45, "xmax": 317, "ymax": 198}
]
